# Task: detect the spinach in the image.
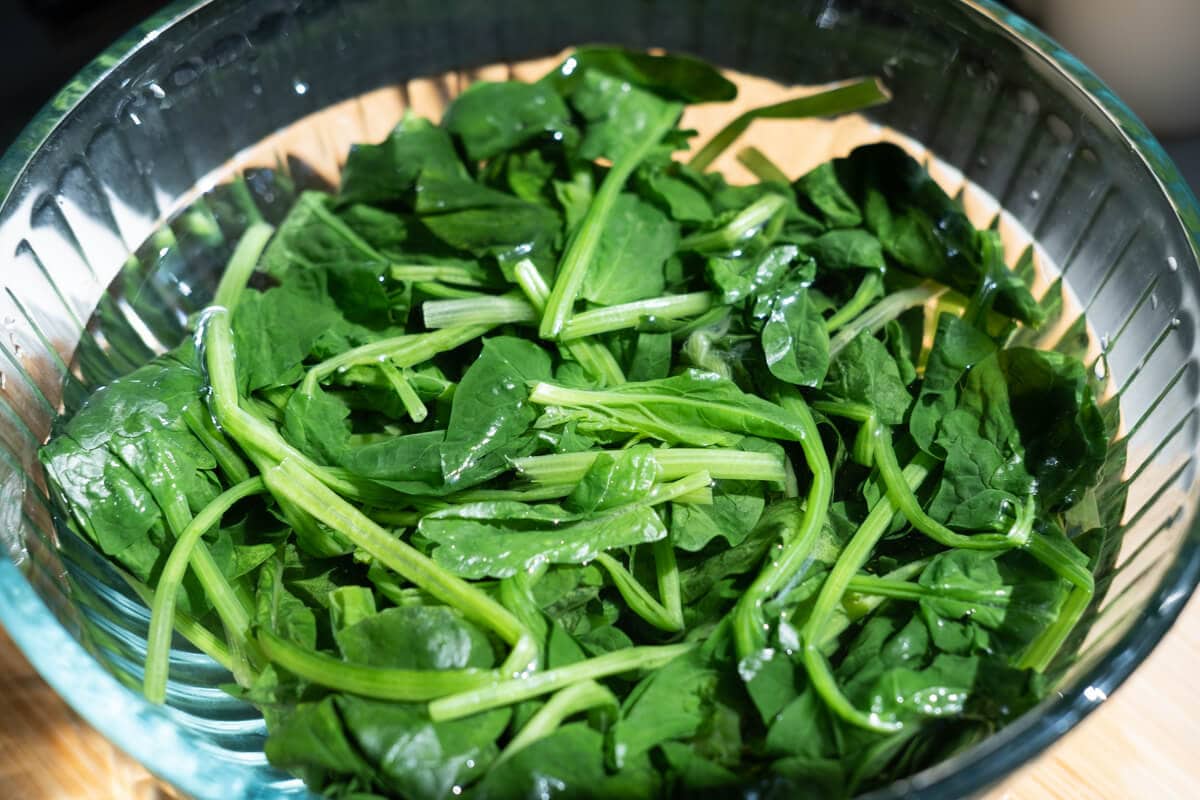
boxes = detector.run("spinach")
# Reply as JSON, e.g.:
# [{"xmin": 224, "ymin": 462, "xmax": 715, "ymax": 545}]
[{"xmin": 39, "ymin": 46, "xmax": 1120, "ymax": 800}]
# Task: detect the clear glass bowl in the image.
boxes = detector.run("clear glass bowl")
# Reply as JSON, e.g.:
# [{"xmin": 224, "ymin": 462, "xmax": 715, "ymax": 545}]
[{"xmin": 1, "ymin": 1, "xmax": 1198, "ymax": 798}]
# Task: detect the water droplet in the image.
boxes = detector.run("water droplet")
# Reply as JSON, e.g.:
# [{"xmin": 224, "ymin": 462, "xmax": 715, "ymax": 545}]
[
  {"xmin": 293, "ymin": 80, "xmax": 309, "ymax": 95},
  {"xmin": 975, "ymin": 155, "xmax": 990, "ymax": 168},
  {"xmin": 1027, "ymin": 189, "xmax": 1041, "ymax": 204},
  {"xmin": 1151, "ymin": 293, "xmax": 1160, "ymax": 310},
  {"xmin": 251, "ymin": 83, "xmax": 263, "ymax": 96},
  {"xmin": 147, "ymin": 82, "xmax": 166, "ymax": 99},
  {"xmin": 1170, "ymin": 317, "xmax": 1182, "ymax": 330},
  {"xmin": 1099, "ymin": 333, "xmax": 1110, "ymax": 351},
  {"xmin": 1168, "ymin": 256, "xmax": 1180, "ymax": 272},
  {"xmin": 0, "ymin": 373, "xmax": 7, "ymax": 390},
  {"xmin": 1093, "ymin": 359, "xmax": 1108, "ymax": 381}
]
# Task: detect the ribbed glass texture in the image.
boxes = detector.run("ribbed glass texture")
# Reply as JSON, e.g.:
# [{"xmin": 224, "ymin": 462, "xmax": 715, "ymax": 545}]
[{"xmin": 0, "ymin": 1, "xmax": 1197, "ymax": 798}]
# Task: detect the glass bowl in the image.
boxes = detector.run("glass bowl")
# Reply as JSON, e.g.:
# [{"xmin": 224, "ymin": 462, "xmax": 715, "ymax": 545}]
[{"xmin": 1, "ymin": 1, "xmax": 1198, "ymax": 798}]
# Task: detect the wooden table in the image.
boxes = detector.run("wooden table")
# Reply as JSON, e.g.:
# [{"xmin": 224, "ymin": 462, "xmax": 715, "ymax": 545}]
[{"xmin": 1, "ymin": 596, "xmax": 1197, "ymax": 799}]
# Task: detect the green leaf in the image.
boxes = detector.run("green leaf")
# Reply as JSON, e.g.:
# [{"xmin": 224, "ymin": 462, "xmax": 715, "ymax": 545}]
[
  {"xmin": 440, "ymin": 337, "xmax": 553, "ymax": 489},
  {"xmin": 335, "ymin": 606, "xmax": 495, "ymax": 670},
  {"xmin": 530, "ymin": 370, "xmax": 811, "ymax": 447},
  {"xmin": 339, "ymin": 697, "xmax": 510, "ymax": 800},
  {"xmin": 420, "ymin": 501, "xmax": 668, "ymax": 579},
  {"xmin": 580, "ymin": 193, "xmax": 678, "ymax": 305},
  {"xmin": 442, "ymin": 80, "xmax": 577, "ymax": 162},
  {"xmin": 760, "ymin": 274, "xmax": 830, "ymax": 387},
  {"xmin": 338, "ymin": 114, "xmax": 468, "ymax": 206},
  {"xmin": 546, "ymin": 46, "xmax": 736, "ymax": 103},
  {"xmin": 833, "ymin": 143, "xmax": 1041, "ymax": 325},
  {"xmin": 567, "ymin": 69, "xmax": 682, "ymax": 163},
  {"xmin": 822, "ymin": 332, "xmax": 912, "ymax": 425},
  {"xmin": 566, "ymin": 445, "xmax": 658, "ymax": 513},
  {"xmin": 475, "ymin": 723, "xmax": 660, "ymax": 800},
  {"xmin": 612, "ymin": 648, "xmax": 718, "ymax": 765}
]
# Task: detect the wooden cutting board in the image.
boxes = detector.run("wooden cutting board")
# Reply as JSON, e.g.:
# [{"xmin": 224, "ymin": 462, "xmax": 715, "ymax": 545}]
[{"xmin": 1, "ymin": 597, "xmax": 1197, "ymax": 799}]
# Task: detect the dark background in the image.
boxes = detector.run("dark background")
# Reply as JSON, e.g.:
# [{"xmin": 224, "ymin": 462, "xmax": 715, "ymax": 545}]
[{"xmin": 1, "ymin": 0, "xmax": 1197, "ymax": 188}]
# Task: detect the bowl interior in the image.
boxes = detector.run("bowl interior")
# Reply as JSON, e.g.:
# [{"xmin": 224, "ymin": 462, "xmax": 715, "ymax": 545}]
[{"xmin": 1, "ymin": 1, "xmax": 1198, "ymax": 798}]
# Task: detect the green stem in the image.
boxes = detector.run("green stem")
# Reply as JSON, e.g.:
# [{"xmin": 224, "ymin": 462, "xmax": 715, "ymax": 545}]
[
  {"xmin": 801, "ymin": 460, "xmax": 933, "ymax": 734},
  {"xmin": 733, "ymin": 393, "xmax": 832, "ymax": 659},
  {"xmin": 257, "ymin": 628, "xmax": 499, "ymax": 700},
  {"xmin": 1018, "ymin": 583, "xmax": 1092, "ymax": 672},
  {"xmin": 188, "ymin": 541, "xmax": 259, "ymax": 684},
  {"xmin": 429, "ymin": 642, "xmax": 695, "ymax": 722},
  {"xmin": 379, "ymin": 363, "xmax": 428, "ymax": 422},
  {"xmin": 825, "ymin": 272, "xmax": 883, "ymax": 333},
  {"xmin": 422, "ymin": 296, "xmax": 536, "ymax": 329},
  {"xmin": 390, "ymin": 264, "xmax": 486, "ymax": 286},
  {"xmin": 513, "ymin": 259, "xmax": 625, "ymax": 386},
  {"xmin": 540, "ymin": 102, "xmax": 682, "ymax": 339},
  {"xmin": 304, "ymin": 324, "xmax": 490, "ymax": 391},
  {"xmin": 413, "ymin": 282, "xmax": 484, "ymax": 300},
  {"xmin": 679, "ymin": 194, "xmax": 787, "ymax": 252},
  {"xmin": 495, "ymin": 681, "xmax": 618, "ymax": 766},
  {"xmin": 182, "ymin": 404, "xmax": 250, "ymax": 484},
  {"xmin": 513, "ymin": 448, "xmax": 785, "ymax": 485},
  {"xmin": 654, "ymin": 538, "xmax": 683, "ymax": 627},
  {"xmin": 144, "ymin": 478, "xmax": 267, "ymax": 704},
  {"xmin": 828, "ymin": 281, "xmax": 945, "ymax": 359},
  {"xmin": 125, "ymin": 578, "xmax": 233, "ymax": 672},
  {"xmin": 689, "ymin": 78, "xmax": 891, "ymax": 172},
  {"xmin": 560, "ymin": 293, "xmax": 714, "ymax": 340},
  {"xmin": 213, "ymin": 222, "xmax": 274, "ymax": 310},
  {"xmin": 595, "ymin": 551, "xmax": 684, "ymax": 632},
  {"xmin": 736, "ymin": 146, "xmax": 790, "ymax": 184}
]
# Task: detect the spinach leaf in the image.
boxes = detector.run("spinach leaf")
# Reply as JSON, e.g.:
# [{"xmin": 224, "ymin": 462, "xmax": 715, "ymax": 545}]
[
  {"xmin": 420, "ymin": 501, "xmax": 668, "ymax": 579},
  {"xmin": 580, "ymin": 193, "xmax": 678, "ymax": 305},
  {"xmin": 546, "ymin": 46, "xmax": 736, "ymax": 104},
  {"xmin": 834, "ymin": 143, "xmax": 1041, "ymax": 324},
  {"xmin": 338, "ymin": 114, "xmax": 468, "ymax": 207},
  {"xmin": 759, "ymin": 273, "xmax": 830, "ymax": 387},
  {"xmin": 440, "ymin": 336, "xmax": 553, "ymax": 489},
  {"xmin": 530, "ymin": 370, "xmax": 810, "ymax": 447},
  {"xmin": 443, "ymin": 80, "xmax": 577, "ymax": 162},
  {"xmin": 335, "ymin": 606, "xmax": 494, "ymax": 670}
]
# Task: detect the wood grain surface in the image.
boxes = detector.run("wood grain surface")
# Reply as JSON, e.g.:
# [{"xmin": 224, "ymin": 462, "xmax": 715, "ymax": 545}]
[{"xmin": 0, "ymin": 595, "xmax": 1196, "ymax": 799}]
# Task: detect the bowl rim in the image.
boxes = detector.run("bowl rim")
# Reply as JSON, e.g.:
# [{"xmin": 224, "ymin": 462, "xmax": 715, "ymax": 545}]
[{"xmin": 1, "ymin": 1, "xmax": 1199, "ymax": 798}]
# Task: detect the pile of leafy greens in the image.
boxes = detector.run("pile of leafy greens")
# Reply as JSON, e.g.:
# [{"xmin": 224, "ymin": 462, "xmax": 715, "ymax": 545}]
[{"xmin": 40, "ymin": 47, "xmax": 1121, "ymax": 799}]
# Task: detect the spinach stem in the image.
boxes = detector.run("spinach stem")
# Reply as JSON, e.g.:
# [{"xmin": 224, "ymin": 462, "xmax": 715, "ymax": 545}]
[
  {"xmin": 125, "ymin": 578, "xmax": 233, "ymax": 672},
  {"xmin": 801, "ymin": 460, "xmax": 932, "ymax": 734},
  {"xmin": 825, "ymin": 272, "xmax": 883, "ymax": 333},
  {"xmin": 257, "ymin": 628, "xmax": 500, "ymax": 700},
  {"xmin": 560, "ymin": 292, "xmax": 714, "ymax": 340},
  {"xmin": 689, "ymin": 78, "xmax": 891, "ymax": 172},
  {"xmin": 513, "ymin": 448, "xmax": 785, "ymax": 485},
  {"xmin": 513, "ymin": 258, "xmax": 625, "ymax": 386},
  {"xmin": 596, "ymin": 549, "xmax": 684, "ymax": 632},
  {"xmin": 494, "ymin": 681, "xmax": 618, "ymax": 766},
  {"xmin": 187, "ymin": 541, "xmax": 259, "ymax": 684},
  {"xmin": 736, "ymin": 146, "xmax": 790, "ymax": 184},
  {"xmin": 422, "ymin": 296, "xmax": 536, "ymax": 329},
  {"xmin": 733, "ymin": 392, "xmax": 832, "ymax": 659},
  {"xmin": 828, "ymin": 281, "xmax": 945, "ymax": 359},
  {"xmin": 679, "ymin": 194, "xmax": 787, "ymax": 252},
  {"xmin": 144, "ymin": 477, "xmax": 267, "ymax": 704},
  {"xmin": 213, "ymin": 222, "xmax": 275, "ymax": 311},
  {"xmin": 390, "ymin": 264, "xmax": 486, "ymax": 286},
  {"xmin": 303, "ymin": 324, "xmax": 491, "ymax": 391},
  {"xmin": 540, "ymin": 102, "xmax": 683, "ymax": 339},
  {"xmin": 429, "ymin": 642, "xmax": 696, "ymax": 721},
  {"xmin": 378, "ymin": 362, "xmax": 428, "ymax": 422}
]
